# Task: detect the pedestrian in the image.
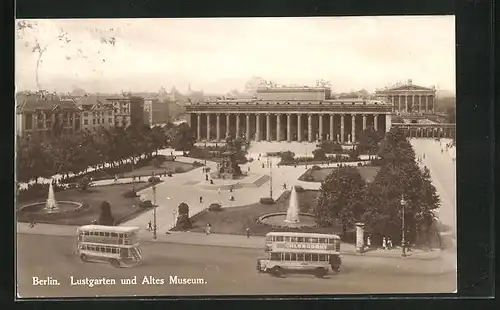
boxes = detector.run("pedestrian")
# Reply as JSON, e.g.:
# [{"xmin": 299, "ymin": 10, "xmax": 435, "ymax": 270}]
[
  {"xmin": 114, "ymin": 174, "xmax": 118, "ymax": 182},
  {"xmin": 230, "ymin": 185, "xmax": 233, "ymax": 192},
  {"xmin": 29, "ymin": 218, "xmax": 35, "ymax": 228},
  {"xmin": 406, "ymin": 241, "xmax": 412, "ymax": 252},
  {"xmin": 205, "ymin": 174, "xmax": 209, "ymax": 181},
  {"xmin": 283, "ymin": 182, "xmax": 287, "ymax": 190},
  {"xmin": 388, "ymin": 238, "xmax": 393, "ymax": 250},
  {"xmin": 205, "ymin": 223, "xmax": 211, "ymax": 235},
  {"xmin": 262, "ymin": 163, "xmax": 265, "ymax": 168},
  {"xmin": 199, "ymin": 196, "xmax": 203, "ymax": 203},
  {"xmin": 247, "ymin": 166, "xmax": 250, "ymax": 172},
  {"xmin": 246, "ymin": 227, "xmax": 251, "ymax": 238},
  {"xmin": 218, "ymin": 187, "xmax": 221, "ymax": 194},
  {"xmin": 382, "ymin": 237, "xmax": 387, "ymax": 250},
  {"xmin": 148, "ymin": 221, "xmax": 152, "ymax": 231},
  {"xmin": 366, "ymin": 236, "xmax": 371, "ymax": 248}
]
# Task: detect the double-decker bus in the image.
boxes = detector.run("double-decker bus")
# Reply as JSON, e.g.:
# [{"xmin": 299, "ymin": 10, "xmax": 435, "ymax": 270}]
[
  {"xmin": 257, "ymin": 232, "xmax": 342, "ymax": 277},
  {"xmin": 76, "ymin": 225, "xmax": 143, "ymax": 267}
]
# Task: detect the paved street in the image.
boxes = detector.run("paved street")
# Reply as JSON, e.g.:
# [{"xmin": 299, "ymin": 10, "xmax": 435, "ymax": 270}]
[
  {"xmin": 17, "ymin": 234, "xmax": 456, "ymax": 298},
  {"xmin": 122, "ymin": 146, "xmax": 369, "ymax": 232},
  {"xmin": 411, "ymin": 138, "xmax": 456, "ymax": 245}
]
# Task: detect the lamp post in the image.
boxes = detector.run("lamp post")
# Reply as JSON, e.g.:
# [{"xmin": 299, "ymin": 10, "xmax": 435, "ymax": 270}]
[
  {"xmin": 305, "ymin": 142, "xmax": 308, "ymax": 169},
  {"xmin": 268, "ymin": 157, "xmax": 273, "ymax": 199},
  {"xmin": 401, "ymin": 196, "xmax": 407, "ymax": 257},
  {"xmin": 152, "ymin": 174, "xmax": 157, "ymax": 240}
]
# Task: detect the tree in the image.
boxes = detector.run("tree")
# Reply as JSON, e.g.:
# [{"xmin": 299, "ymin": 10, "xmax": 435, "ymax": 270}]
[
  {"xmin": 171, "ymin": 123, "xmax": 196, "ymax": 151},
  {"xmin": 16, "ymin": 20, "xmax": 117, "ymax": 90},
  {"xmin": 279, "ymin": 151, "xmax": 295, "ymax": 164},
  {"xmin": 98, "ymin": 201, "xmax": 115, "ymax": 226},
  {"xmin": 315, "ymin": 167, "xmax": 366, "ymax": 235},
  {"xmin": 357, "ymin": 128, "xmax": 384, "ymax": 154},
  {"xmin": 312, "ymin": 148, "xmax": 326, "ymax": 160},
  {"xmin": 317, "ymin": 140, "xmax": 343, "ymax": 153}
]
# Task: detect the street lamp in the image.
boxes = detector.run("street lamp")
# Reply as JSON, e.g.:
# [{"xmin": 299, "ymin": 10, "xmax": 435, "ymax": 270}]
[
  {"xmin": 400, "ymin": 196, "xmax": 407, "ymax": 257},
  {"xmin": 268, "ymin": 157, "xmax": 273, "ymax": 199},
  {"xmin": 152, "ymin": 173, "xmax": 157, "ymax": 240}
]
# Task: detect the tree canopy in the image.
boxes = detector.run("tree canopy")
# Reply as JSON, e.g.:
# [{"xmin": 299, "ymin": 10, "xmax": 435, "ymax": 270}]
[{"xmin": 315, "ymin": 166, "xmax": 366, "ymax": 232}]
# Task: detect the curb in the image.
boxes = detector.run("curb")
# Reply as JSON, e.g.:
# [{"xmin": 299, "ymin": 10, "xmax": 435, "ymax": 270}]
[{"xmin": 17, "ymin": 229, "xmax": 443, "ymax": 261}]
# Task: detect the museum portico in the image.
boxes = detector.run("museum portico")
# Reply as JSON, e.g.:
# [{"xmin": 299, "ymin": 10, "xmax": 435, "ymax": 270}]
[
  {"xmin": 375, "ymin": 79, "xmax": 436, "ymax": 115},
  {"xmin": 186, "ymin": 86, "xmax": 393, "ymax": 143}
]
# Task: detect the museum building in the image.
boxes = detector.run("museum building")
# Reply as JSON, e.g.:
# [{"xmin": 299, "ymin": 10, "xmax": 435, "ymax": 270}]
[{"xmin": 186, "ymin": 86, "xmax": 393, "ymax": 143}]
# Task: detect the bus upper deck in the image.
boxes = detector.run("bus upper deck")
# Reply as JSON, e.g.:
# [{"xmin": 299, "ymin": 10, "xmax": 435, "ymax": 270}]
[{"xmin": 77, "ymin": 225, "xmax": 140, "ymax": 245}]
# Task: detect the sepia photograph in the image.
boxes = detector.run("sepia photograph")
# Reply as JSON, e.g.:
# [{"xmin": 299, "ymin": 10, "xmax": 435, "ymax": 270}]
[{"xmin": 15, "ymin": 16, "xmax": 457, "ymax": 298}]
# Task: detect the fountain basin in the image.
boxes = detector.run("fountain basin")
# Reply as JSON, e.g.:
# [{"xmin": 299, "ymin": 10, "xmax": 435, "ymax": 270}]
[
  {"xmin": 17, "ymin": 201, "xmax": 87, "ymax": 221},
  {"xmin": 258, "ymin": 212, "xmax": 317, "ymax": 228}
]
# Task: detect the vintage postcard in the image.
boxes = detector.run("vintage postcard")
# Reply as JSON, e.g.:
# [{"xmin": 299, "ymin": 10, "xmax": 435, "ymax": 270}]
[{"xmin": 15, "ymin": 16, "xmax": 457, "ymax": 298}]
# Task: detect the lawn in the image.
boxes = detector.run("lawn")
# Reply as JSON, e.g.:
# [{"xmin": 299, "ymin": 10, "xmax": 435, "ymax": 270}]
[
  {"xmin": 182, "ymin": 190, "xmax": 340, "ymax": 236},
  {"xmin": 65, "ymin": 156, "xmax": 196, "ymax": 184},
  {"xmin": 299, "ymin": 166, "xmax": 380, "ymax": 183},
  {"xmin": 16, "ymin": 182, "xmax": 155, "ymax": 226},
  {"xmin": 120, "ymin": 160, "xmax": 194, "ymax": 178}
]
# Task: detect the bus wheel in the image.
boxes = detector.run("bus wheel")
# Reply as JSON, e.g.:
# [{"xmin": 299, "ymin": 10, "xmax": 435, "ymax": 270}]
[
  {"xmin": 315, "ymin": 267, "xmax": 328, "ymax": 278},
  {"xmin": 256, "ymin": 261, "xmax": 263, "ymax": 273},
  {"xmin": 271, "ymin": 267, "xmax": 283, "ymax": 277},
  {"xmin": 80, "ymin": 254, "xmax": 87, "ymax": 262},
  {"xmin": 110, "ymin": 259, "xmax": 120, "ymax": 268}
]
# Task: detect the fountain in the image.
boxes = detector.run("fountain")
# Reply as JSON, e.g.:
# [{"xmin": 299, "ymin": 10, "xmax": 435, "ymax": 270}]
[
  {"xmin": 17, "ymin": 181, "xmax": 86, "ymax": 222},
  {"xmin": 45, "ymin": 181, "xmax": 59, "ymax": 212},
  {"xmin": 257, "ymin": 185, "xmax": 316, "ymax": 228},
  {"xmin": 284, "ymin": 185, "xmax": 300, "ymax": 223}
]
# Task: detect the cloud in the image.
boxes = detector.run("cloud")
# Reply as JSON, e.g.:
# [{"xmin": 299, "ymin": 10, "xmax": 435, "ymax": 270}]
[{"xmin": 15, "ymin": 16, "xmax": 455, "ymax": 93}]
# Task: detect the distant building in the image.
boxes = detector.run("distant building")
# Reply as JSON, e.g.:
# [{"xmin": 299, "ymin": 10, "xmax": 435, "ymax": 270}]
[
  {"xmin": 105, "ymin": 95, "xmax": 144, "ymax": 128},
  {"xmin": 75, "ymin": 95, "xmax": 115, "ymax": 132},
  {"xmin": 143, "ymin": 97, "xmax": 170, "ymax": 126},
  {"xmin": 375, "ymin": 79, "xmax": 436, "ymax": 115},
  {"xmin": 16, "ymin": 96, "xmax": 81, "ymax": 138},
  {"xmin": 186, "ymin": 84, "xmax": 392, "ymax": 143}
]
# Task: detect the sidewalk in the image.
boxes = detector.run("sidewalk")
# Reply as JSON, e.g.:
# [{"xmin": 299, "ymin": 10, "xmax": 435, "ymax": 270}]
[{"xmin": 16, "ymin": 222, "xmax": 442, "ymax": 261}]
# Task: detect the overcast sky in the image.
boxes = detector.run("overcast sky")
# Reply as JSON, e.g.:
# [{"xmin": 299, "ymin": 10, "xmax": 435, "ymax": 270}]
[{"xmin": 15, "ymin": 16, "xmax": 455, "ymax": 94}]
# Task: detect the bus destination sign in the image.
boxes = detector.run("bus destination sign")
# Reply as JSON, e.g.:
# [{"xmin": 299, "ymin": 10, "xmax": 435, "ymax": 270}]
[{"xmin": 282, "ymin": 243, "xmax": 329, "ymax": 250}]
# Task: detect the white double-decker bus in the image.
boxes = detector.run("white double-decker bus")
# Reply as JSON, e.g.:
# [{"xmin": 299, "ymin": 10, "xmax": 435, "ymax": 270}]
[
  {"xmin": 76, "ymin": 225, "xmax": 143, "ymax": 267},
  {"xmin": 257, "ymin": 232, "xmax": 342, "ymax": 277}
]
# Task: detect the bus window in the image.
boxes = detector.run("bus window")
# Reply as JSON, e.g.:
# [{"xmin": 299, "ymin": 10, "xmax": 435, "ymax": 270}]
[
  {"xmin": 105, "ymin": 247, "xmax": 111, "ymax": 253},
  {"xmin": 284, "ymin": 253, "xmax": 291, "ymax": 261},
  {"xmin": 119, "ymin": 234, "xmax": 123, "ymax": 238},
  {"xmin": 104, "ymin": 232, "xmax": 110, "ymax": 237},
  {"xmin": 266, "ymin": 236, "xmax": 271, "ymax": 242},
  {"xmin": 319, "ymin": 254, "xmax": 326, "ymax": 261},
  {"xmin": 297, "ymin": 253, "xmax": 305, "ymax": 261},
  {"xmin": 297, "ymin": 237, "xmax": 304, "ymax": 242},
  {"xmin": 284, "ymin": 236, "xmax": 291, "ymax": 242},
  {"xmin": 291, "ymin": 253, "xmax": 297, "ymax": 261},
  {"xmin": 335, "ymin": 242, "xmax": 340, "ymax": 252},
  {"xmin": 291, "ymin": 237, "xmax": 298, "ymax": 242},
  {"xmin": 111, "ymin": 233, "xmax": 118, "ymax": 238},
  {"xmin": 305, "ymin": 253, "xmax": 312, "ymax": 261},
  {"xmin": 311, "ymin": 254, "xmax": 318, "ymax": 261},
  {"xmin": 319, "ymin": 238, "xmax": 327, "ymax": 244},
  {"xmin": 310, "ymin": 238, "xmax": 318, "ymax": 243},
  {"xmin": 276, "ymin": 236, "xmax": 284, "ymax": 242},
  {"xmin": 328, "ymin": 238, "xmax": 335, "ymax": 244},
  {"xmin": 270, "ymin": 253, "xmax": 280, "ymax": 261}
]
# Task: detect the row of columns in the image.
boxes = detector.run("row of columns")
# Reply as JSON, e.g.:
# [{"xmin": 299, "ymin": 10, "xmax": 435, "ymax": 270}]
[
  {"xmin": 399, "ymin": 126, "xmax": 456, "ymax": 139},
  {"xmin": 195, "ymin": 113, "xmax": 387, "ymax": 143},
  {"xmin": 388, "ymin": 94, "xmax": 435, "ymax": 114}
]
